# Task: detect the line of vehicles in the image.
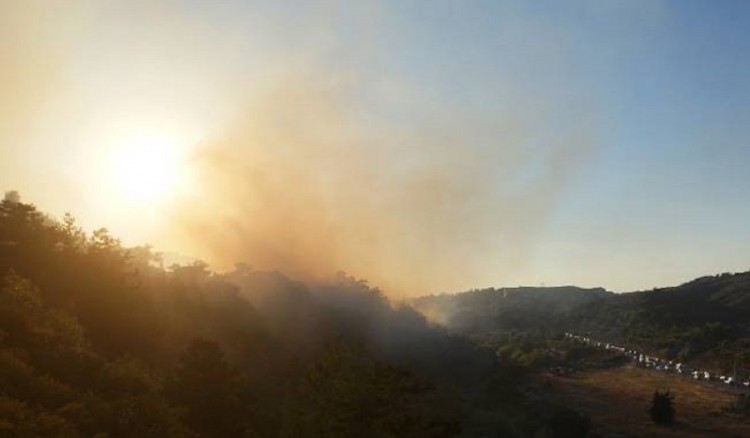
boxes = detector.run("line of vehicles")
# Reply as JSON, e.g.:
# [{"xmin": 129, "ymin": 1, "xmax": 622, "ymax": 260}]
[{"xmin": 563, "ymin": 332, "xmax": 750, "ymax": 389}]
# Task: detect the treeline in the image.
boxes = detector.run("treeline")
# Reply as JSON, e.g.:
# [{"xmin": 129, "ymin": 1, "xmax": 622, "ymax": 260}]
[
  {"xmin": 413, "ymin": 274, "xmax": 750, "ymax": 375},
  {"xmin": 0, "ymin": 195, "xmax": 542, "ymax": 437},
  {"xmin": 411, "ymin": 286, "xmax": 611, "ymax": 334},
  {"xmin": 570, "ymin": 275, "xmax": 750, "ymax": 373}
]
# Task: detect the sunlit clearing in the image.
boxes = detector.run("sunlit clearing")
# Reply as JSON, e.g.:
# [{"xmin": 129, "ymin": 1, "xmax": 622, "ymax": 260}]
[{"xmin": 109, "ymin": 136, "xmax": 186, "ymax": 205}]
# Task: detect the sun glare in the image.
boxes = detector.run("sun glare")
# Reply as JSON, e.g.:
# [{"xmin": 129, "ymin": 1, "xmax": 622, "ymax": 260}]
[{"xmin": 109, "ymin": 136, "xmax": 187, "ymax": 205}]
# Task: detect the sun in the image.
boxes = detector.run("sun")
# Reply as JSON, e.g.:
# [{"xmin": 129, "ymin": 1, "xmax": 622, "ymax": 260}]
[{"xmin": 109, "ymin": 135, "xmax": 187, "ymax": 205}]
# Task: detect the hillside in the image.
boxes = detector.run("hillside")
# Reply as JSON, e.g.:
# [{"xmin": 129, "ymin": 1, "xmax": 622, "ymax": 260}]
[
  {"xmin": 4, "ymin": 194, "xmax": 749, "ymax": 436},
  {"xmin": 572, "ymin": 272, "xmax": 750, "ymax": 334},
  {"xmin": 571, "ymin": 273, "xmax": 750, "ymax": 371},
  {"xmin": 0, "ymin": 196, "xmax": 557, "ymax": 437},
  {"xmin": 413, "ymin": 272, "xmax": 750, "ymax": 372},
  {"xmin": 412, "ymin": 286, "xmax": 612, "ymax": 333},
  {"xmin": 544, "ymin": 365, "xmax": 750, "ymax": 437}
]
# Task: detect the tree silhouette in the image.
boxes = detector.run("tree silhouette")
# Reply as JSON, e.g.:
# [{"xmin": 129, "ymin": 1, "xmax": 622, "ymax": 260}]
[
  {"xmin": 3, "ymin": 191, "xmax": 20, "ymax": 203},
  {"xmin": 649, "ymin": 390, "xmax": 675, "ymax": 425},
  {"xmin": 168, "ymin": 338, "xmax": 248, "ymax": 437},
  {"xmin": 0, "ymin": 195, "xmax": 545, "ymax": 436}
]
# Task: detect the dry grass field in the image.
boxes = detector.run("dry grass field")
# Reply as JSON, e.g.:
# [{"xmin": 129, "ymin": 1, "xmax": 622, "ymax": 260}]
[{"xmin": 544, "ymin": 365, "xmax": 750, "ymax": 437}]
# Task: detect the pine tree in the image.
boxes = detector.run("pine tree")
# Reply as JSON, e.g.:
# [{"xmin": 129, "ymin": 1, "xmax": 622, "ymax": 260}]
[{"xmin": 649, "ymin": 390, "xmax": 675, "ymax": 425}]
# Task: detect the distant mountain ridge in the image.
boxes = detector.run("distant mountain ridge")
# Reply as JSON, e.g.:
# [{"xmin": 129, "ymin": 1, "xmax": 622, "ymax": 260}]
[
  {"xmin": 569, "ymin": 271, "xmax": 750, "ymax": 349},
  {"xmin": 412, "ymin": 271, "xmax": 750, "ymax": 369},
  {"xmin": 412, "ymin": 285, "xmax": 612, "ymax": 333}
]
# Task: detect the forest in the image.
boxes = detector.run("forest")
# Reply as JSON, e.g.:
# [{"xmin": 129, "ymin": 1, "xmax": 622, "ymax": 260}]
[
  {"xmin": 6, "ymin": 191, "xmax": 749, "ymax": 437},
  {"xmin": 413, "ymin": 274, "xmax": 750, "ymax": 377},
  {"xmin": 0, "ymin": 193, "xmax": 584, "ymax": 437}
]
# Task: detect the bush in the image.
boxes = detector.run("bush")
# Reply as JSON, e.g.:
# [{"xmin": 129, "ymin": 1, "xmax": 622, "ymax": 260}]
[{"xmin": 649, "ymin": 390, "xmax": 675, "ymax": 425}]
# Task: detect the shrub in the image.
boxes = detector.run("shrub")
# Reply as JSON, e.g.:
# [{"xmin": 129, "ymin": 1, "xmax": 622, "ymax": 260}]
[{"xmin": 649, "ymin": 390, "xmax": 675, "ymax": 425}]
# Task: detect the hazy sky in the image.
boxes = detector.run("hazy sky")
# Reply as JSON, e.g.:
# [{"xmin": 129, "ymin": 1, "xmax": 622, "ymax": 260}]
[{"xmin": 2, "ymin": 0, "xmax": 750, "ymax": 295}]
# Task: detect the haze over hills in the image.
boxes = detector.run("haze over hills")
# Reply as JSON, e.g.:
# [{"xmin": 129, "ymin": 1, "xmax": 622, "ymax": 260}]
[
  {"xmin": 3, "ymin": 197, "xmax": 750, "ymax": 436},
  {"xmin": 3, "ymin": 1, "xmax": 750, "ymax": 436},
  {"xmin": 0, "ymin": 195, "xmax": 562, "ymax": 436},
  {"xmin": 5, "ymin": 1, "xmax": 750, "ymax": 296}
]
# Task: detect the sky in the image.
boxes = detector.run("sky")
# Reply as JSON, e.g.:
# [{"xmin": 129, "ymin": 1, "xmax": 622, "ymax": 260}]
[{"xmin": 2, "ymin": 0, "xmax": 750, "ymax": 295}]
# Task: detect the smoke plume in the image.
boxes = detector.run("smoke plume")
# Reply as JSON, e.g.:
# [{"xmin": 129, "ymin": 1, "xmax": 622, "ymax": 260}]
[{"xmin": 171, "ymin": 66, "xmax": 598, "ymax": 296}]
